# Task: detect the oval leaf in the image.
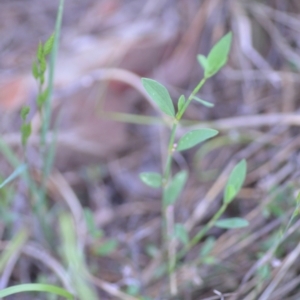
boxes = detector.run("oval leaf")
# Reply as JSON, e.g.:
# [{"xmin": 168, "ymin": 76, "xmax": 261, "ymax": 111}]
[
  {"xmin": 205, "ymin": 32, "xmax": 232, "ymax": 78},
  {"xmin": 139, "ymin": 172, "xmax": 162, "ymax": 188},
  {"xmin": 163, "ymin": 170, "xmax": 188, "ymax": 206},
  {"xmin": 192, "ymin": 96, "xmax": 214, "ymax": 107},
  {"xmin": 142, "ymin": 78, "xmax": 175, "ymax": 117},
  {"xmin": 177, "ymin": 129, "xmax": 218, "ymax": 151},
  {"xmin": 197, "ymin": 54, "xmax": 208, "ymax": 71},
  {"xmin": 224, "ymin": 159, "xmax": 247, "ymax": 204},
  {"xmin": 215, "ymin": 218, "xmax": 249, "ymax": 229}
]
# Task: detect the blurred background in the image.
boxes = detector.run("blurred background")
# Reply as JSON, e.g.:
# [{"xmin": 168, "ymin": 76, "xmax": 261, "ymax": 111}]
[{"xmin": 1, "ymin": 0, "xmax": 300, "ymax": 299}]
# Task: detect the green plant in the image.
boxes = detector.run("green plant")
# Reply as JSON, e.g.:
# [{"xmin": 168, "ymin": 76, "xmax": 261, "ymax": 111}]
[
  {"xmin": 139, "ymin": 32, "xmax": 249, "ymax": 296},
  {"xmin": 0, "ymin": 1, "xmax": 76, "ymax": 300},
  {"xmin": 0, "ymin": 10, "xmax": 253, "ymax": 299}
]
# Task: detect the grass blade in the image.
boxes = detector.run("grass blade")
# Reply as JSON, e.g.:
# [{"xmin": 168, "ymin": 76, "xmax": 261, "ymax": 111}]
[
  {"xmin": 0, "ymin": 284, "xmax": 74, "ymax": 299},
  {"xmin": 0, "ymin": 164, "xmax": 27, "ymax": 189}
]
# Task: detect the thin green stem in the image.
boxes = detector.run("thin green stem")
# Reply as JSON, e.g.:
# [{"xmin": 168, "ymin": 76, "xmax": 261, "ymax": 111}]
[
  {"xmin": 37, "ymin": 0, "xmax": 64, "ymax": 248},
  {"xmin": 39, "ymin": 0, "xmax": 64, "ymax": 203},
  {"xmin": 41, "ymin": 0, "xmax": 64, "ymax": 150},
  {"xmin": 163, "ymin": 122, "xmax": 178, "ymax": 184},
  {"xmin": 178, "ymin": 203, "xmax": 227, "ymax": 260},
  {"xmin": 161, "ymin": 77, "xmax": 208, "ymax": 294},
  {"xmin": 161, "ymin": 120, "xmax": 178, "ymax": 295},
  {"xmin": 176, "ymin": 78, "xmax": 207, "ymax": 120}
]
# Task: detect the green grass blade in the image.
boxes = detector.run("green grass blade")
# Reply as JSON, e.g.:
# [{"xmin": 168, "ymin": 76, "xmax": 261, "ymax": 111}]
[
  {"xmin": 0, "ymin": 229, "xmax": 28, "ymax": 273},
  {"xmin": 41, "ymin": 0, "xmax": 64, "ymax": 147},
  {"xmin": 0, "ymin": 284, "xmax": 74, "ymax": 299},
  {"xmin": 0, "ymin": 164, "xmax": 27, "ymax": 189},
  {"xmin": 59, "ymin": 213, "xmax": 98, "ymax": 299}
]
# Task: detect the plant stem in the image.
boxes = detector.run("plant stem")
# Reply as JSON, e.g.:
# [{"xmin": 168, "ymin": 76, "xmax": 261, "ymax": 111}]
[
  {"xmin": 163, "ymin": 122, "xmax": 178, "ymax": 184},
  {"xmin": 166, "ymin": 205, "xmax": 177, "ymax": 295},
  {"xmin": 176, "ymin": 78, "xmax": 206, "ymax": 120},
  {"xmin": 161, "ymin": 121, "xmax": 177, "ymax": 295},
  {"xmin": 178, "ymin": 202, "xmax": 227, "ymax": 259},
  {"xmin": 161, "ymin": 77, "xmax": 207, "ymax": 295},
  {"xmin": 38, "ymin": 0, "xmax": 64, "ymax": 208}
]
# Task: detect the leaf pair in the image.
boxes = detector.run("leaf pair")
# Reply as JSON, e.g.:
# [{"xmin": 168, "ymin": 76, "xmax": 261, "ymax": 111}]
[
  {"xmin": 198, "ymin": 32, "xmax": 232, "ymax": 78},
  {"xmin": 139, "ymin": 170, "xmax": 188, "ymax": 207},
  {"xmin": 32, "ymin": 33, "xmax": 55, "ymax": 85},
  {"xmin": 141, "ymin": 33, "xmax": 232, "ymax": 118},
  {"xmin": 142, "ymin": 79, "xmax": 216, "ymax": 117}
]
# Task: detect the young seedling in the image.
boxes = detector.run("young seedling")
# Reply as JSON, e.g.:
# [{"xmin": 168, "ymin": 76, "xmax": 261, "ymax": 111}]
[{"xmin": 140, "ymin": 32, "xmax": 248, "ymax": 296}]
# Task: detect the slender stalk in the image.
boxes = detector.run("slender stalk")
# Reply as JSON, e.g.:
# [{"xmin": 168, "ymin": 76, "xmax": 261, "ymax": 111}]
[
  {"xmin": 162, "ymin": 77, "xmax": 207, "ymax": 295},
  {"xmin": 179, "ymin": 203, "xmax": 227, "ymax": 258},
  {"xmin": 166, "ymin": 205, "xmax": 177, "ymax": 295},
  {"xmin": 161, "ymin": 121, "xmax": 177, "ymax": 295},
  {"xmin": 36, "ymin": 0, "xmax": 64, "ymax": 248},
  {"xmin": 38, "ymin": 0, "xmax": 64, "ymax": 206},
  {"xmin": 163, "ymin": 122, "xmax": 178, "ymax": 184},
  {"xmin": 176, "ymin": 78, "xmax": 206, "ymax": 120}
]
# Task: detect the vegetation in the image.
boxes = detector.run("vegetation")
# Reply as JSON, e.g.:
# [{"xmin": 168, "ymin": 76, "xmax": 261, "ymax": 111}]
[{"xmin": 1, "ymin": 0, "xmax": 300, "ymax": 299}]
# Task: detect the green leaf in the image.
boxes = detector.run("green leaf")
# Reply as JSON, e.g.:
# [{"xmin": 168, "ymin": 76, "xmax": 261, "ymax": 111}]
[
  {"xmin": 39, "ymin": 56, "xmax": 47, "ymax": 74},
  {"xmin": 0, "ymin": 229, "xmax": 28, "ymax": 272},
  {"xmin": 44, "ymin": 33, "xmax": 55, "ymax": 56},
  {"xmin": 20, "ymin": 106, "xmax": 30, "ymax": 121},
  {"xmin": 205, "ymin": 32, "xmax": 232, "ymax": 78},
  {"xmin": 0, "ymin": 284, "xmax": 74, "ymax": 299},
  {"xmin": 21, "ymin": 123, "xmax": 32, "ymax": 147},
  {"xmin": 224, "ymin": 159, "xmax": 247, "ymax": 204},
  {"xmin": 0, "ymin": 164, "xmax": 27, "ymax": 189},
  {"xmin": 32, "ymin": 61, "xmax": 39, "ymax": 79},
  {"xmin": 197, "ymin": 54, "xmax": 208, "ymax": 71},
  {"xmin": 192, "ymin": 96, "xmax": 214, "ymax": 107},
  {"xmin": 200, "ymin": 237, "xmax": 215, "ymax": 257},
  {"xmin": 175, "ymin": 223, "xmax": 189, "ymax": 246},
  {"xmin": 141, "ymin": 78, "xmax": 175, "ymax": 117},
  {"xmin": 177, "ymin": 129, "xmax": 218, "ymax": 151},
  {"xmin": 96, "ymin": 239, "xmax": 118, "ymax": 256},
  {"xmin": 37, "ymin": 88, "xmax": 49, "ymax": 108},
  {"xmin": 139, "ymin": 172, "xmax": 162, "ymax": 188},
  {"xmin": 40, "ymin": 73, "xmax": 45, "ymax": 85},
  {"xmin": 37, "ymin": 42, "xmax": 44, "ymax": 62},
  {"xmin": 177, "ymin": 95, "xmax": 185, "ymax": 113},
  {"xmin": 163, "ymin": 170, "xmax": 188, "ymax": 206},
  {"xmin": 215, "ymin": 217, "xmax": 249, "ymax": 229}
]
